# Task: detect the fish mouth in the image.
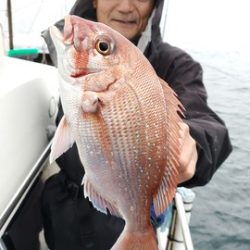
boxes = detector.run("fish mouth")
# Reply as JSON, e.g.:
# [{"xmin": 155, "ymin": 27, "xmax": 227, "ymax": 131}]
[
  {"xmin": 70, "ymin": 68, "xmax": 100, "ymax": 78},
  {"xmin": 70, "ymin": 69, "xmax": 89, "ymax": 78}
]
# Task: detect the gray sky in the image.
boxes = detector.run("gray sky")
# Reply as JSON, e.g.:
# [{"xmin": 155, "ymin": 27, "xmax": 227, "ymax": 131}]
[
  {"xmin": 163, "ymin": 0, "xmax": 250, "ymax": 51},
  {"xmin": 0, "ymin": 0, "xmax": 249, "ymax": 52}
]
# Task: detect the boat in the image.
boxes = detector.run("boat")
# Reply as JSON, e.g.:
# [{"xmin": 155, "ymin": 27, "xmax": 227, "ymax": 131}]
[{"xmin": 0, "ymin": 55, "xmax": 59, "ymax": 250}]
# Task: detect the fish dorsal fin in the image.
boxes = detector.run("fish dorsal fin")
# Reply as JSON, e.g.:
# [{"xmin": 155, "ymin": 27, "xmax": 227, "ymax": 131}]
[
  {"xmin": 50, "ymin": 115, "xmax": 75, "ymax": 163},
  {"xmin": 153, "ymin": 78, "xmax": 183, "ymax": 216},
  {"xmin": 159, "ymin": 78, "xmax": 185, "ymax": 118},
  {"xmin": 153, "ymin": 167, "xmax": 178, "ymax": 216},
  {"xmin": 83, "ymin": 175, "xmax": 120, "ymax": 217}
]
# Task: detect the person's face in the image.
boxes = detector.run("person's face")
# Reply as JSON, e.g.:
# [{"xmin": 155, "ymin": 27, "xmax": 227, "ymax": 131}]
[{"xmin": 93, "ymin": 0, "xmax": 154, "ymax": 41}]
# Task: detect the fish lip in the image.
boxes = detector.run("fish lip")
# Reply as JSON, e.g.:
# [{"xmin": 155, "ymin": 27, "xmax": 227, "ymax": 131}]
[
  {"xmin": 70, "ymin": 68, "xmax": 100, "ymax": 78},
  {"xmin": 70, "ymin": 70, "xmax": 88, "ymax": 78}
]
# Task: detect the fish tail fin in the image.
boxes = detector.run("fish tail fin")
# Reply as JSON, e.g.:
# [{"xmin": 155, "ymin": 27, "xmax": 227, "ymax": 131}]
[{"xmin": 111, "ymin": 227, "xmax": 158, "ymax": 250}]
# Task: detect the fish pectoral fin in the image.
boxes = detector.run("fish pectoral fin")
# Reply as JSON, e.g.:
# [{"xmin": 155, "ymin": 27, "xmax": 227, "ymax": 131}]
[
  {"xmin": 83, "ymin": 175, "xmax": 120, "ymax": 217},
  {"xmin": 49, "ymin": 115, "xmax": 74, "ymax": 163}
]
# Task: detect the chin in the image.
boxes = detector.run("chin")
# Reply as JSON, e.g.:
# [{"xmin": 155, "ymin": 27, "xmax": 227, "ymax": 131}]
[
  {"xmin": 120, "ymin": 32, "xmax": 136, "ymax": 41},
  {"xmin": 115, "ymin": 28, "xmax": 136, "ymax": 40}
]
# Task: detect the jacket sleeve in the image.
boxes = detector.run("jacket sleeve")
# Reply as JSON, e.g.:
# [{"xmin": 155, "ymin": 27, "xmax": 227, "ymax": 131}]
[{"xmin": 162, "ymin": 48, "xmax": 232, "ymax": 187}]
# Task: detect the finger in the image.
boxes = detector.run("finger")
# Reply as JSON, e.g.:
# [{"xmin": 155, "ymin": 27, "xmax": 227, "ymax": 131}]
[
  {"xmin": 178, "ymin": 122, "xmax": 189, "ymax": 146},
  {"xmin": 179, "ymin": 133, "xmax": 194, "ymax": 166},
  {"xmin": 178, "ymin": 138, "xmax": 197, "ymax": 183}
]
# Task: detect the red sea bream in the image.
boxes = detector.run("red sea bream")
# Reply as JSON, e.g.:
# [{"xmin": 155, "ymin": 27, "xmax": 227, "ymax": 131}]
[{"xmin": 49, "ymin": 15, "xmax": 184, "ymax": 250}]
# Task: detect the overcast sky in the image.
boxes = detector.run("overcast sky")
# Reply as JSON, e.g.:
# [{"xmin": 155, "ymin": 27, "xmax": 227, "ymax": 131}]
[
  {"xmin": 0, "ymin": 0, "xmax": 250, "ymax": 51},
  {"xmin": 163, "ymin": 0, "xmax": 250, "ymax": 51}
]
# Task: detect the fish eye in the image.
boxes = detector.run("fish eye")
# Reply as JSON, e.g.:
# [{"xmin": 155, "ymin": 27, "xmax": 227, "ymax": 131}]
[{"xmin": 95, "ymin": 37, "xmax": 113, "ymax": 55}]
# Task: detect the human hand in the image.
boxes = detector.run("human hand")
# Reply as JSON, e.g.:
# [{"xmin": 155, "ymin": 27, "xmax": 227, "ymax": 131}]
[{"xmin": 177, "ymin": 122, "xmax": 198, "ymax": 184}]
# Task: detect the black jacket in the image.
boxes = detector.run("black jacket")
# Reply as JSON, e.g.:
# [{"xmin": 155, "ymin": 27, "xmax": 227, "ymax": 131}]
[{"xmin": 43, "ymin": 0, "xmax": 232, "ymax": 187}]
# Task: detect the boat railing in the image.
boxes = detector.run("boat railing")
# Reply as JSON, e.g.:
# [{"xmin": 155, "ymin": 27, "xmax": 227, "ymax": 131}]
[{"xmin": 157, "ymin": 188, "xmax": 195, "ymax": 250}]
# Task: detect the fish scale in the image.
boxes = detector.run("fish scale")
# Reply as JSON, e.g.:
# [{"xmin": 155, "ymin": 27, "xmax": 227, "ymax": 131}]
[
  {"xmin": 107, "ymin": 87, "xmax": 147, "ymax": 205},
  {"xmin": 49, "ymin": 15, "xmax": 184, "ymax": 250}
]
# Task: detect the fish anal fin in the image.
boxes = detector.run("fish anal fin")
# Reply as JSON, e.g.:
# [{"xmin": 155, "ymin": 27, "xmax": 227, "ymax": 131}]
[
  {"xmin": 50, "ymin": 116, "xmax": 74, "ymax": 163},
  {"xmin": 83, "ymin": 176, "xmax": 120, "ymax": 217}
]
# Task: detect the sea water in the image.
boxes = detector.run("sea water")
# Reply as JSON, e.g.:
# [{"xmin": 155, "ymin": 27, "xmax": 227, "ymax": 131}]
[
  {"xmin": 163, "ymin": 0, "xmax": 250, "ymax": 248},
  {"xmin": 186, "ymin": 48, "xmax": 250, "ymax": 250}
]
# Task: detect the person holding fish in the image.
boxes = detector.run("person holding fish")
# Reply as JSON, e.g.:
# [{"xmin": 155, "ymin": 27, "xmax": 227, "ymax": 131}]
[{"xmin": 41, "ymin": 0, "xmax": 232, "ymax": 249}]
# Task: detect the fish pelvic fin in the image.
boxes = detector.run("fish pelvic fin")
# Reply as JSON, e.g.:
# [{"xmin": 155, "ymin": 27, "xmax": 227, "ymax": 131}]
[
  {"xmin": 111, "ymin": 227, "xmax": 158, "ymax": 250},
  {"xmin": 49, "ymin": 116, "xmax": 74, "ymax": 163},
  {"xmin": 83, "ymin": 175, "xmax": 120, "ymax": 217}
]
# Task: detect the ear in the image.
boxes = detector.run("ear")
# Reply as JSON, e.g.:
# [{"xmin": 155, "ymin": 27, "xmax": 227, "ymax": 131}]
[{"xmin": 92, "ymin": 0, "xmax": 97, "ymax": 8}]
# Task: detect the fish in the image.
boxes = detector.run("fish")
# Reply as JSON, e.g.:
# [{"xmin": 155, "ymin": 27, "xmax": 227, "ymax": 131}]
[{"xmin": 49, "ymin": 15, "xmax": 184, "ymax": 250}]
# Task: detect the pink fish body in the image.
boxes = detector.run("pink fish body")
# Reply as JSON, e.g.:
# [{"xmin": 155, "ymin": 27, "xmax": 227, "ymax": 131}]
[{"xmin": 50, "ymin": 15, "xmax": 183, "ymax": 250}]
